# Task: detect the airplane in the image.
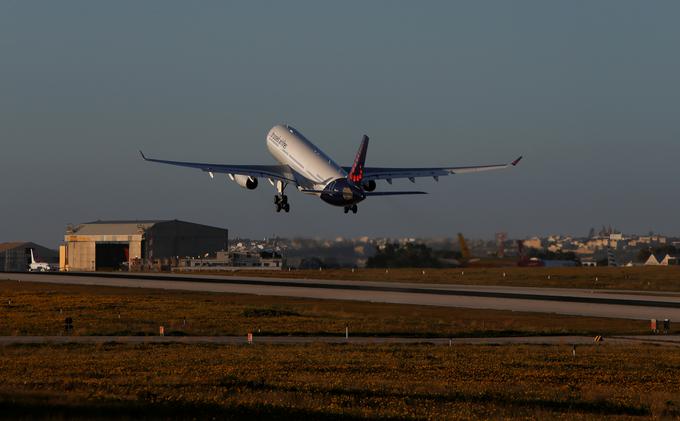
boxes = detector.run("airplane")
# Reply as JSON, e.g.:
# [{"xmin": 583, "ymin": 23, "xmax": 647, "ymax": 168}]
[
  {"xmin": 28, "ymin": 249, "xmax": 52, "ymax": 272},
  {"xmin": 141, "ymin": 124, "xmax": 522, "ymax": 214}
]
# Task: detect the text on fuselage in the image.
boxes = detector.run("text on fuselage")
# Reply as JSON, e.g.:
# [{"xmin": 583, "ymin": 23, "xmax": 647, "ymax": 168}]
[{"xmin": 268, "ymin": 132, "xmax": 287, "ymax": 150}]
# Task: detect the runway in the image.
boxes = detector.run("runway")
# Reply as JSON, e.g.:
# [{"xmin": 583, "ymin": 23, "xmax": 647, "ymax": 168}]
[
  {"xmin": 5, "ymin": 271, "xmax": 680, "ymax": 320},
  {"xmin": 1, "ymin": 335, "xmax": 679, "ymax": 347}
]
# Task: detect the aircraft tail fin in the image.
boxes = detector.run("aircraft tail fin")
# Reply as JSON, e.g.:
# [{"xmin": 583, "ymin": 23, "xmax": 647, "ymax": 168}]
[
  {"xmin": 348, "ymin": 135, "xmax": 369, "ymax": 184},
  {"xmin": 30, "ymin": 248, "xmax": 36, "ymax": 264}
]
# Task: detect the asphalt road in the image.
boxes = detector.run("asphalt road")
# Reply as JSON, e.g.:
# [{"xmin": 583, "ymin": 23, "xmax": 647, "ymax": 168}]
[
  {"xmin": 5, "ymin": 272, "xmax": 680, "ymax": 320},
  {"xmin": 0, "ymin": 335, "xmax": 679, "ymax": 347}
]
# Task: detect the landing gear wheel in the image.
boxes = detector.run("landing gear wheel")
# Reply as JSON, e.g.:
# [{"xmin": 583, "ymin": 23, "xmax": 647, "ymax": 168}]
[
  {"xmin": 275, "ymin": 195, "xmax": 288, "ymax": 204},
  {"xmin": 351, "ymin": 204, "xmax": 358, "ymax": 214},
  {"xmin": 275, "ymin": 195, "xmax": 289, "ymax": 212},
  {"xmin": 344, "ymin": 206, "xmax": 349, "ymax": 214}
]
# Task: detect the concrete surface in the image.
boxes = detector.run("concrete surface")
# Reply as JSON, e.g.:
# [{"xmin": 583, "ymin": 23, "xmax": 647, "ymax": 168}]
[{"xmin": 4, "ymin": 272, "xmax": 680, "ymax": 320}]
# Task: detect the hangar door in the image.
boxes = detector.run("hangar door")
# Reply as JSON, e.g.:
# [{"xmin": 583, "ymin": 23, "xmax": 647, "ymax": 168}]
[{"xmin": 95, "ymin": 243, "xmax": 129, "ymax": 271}]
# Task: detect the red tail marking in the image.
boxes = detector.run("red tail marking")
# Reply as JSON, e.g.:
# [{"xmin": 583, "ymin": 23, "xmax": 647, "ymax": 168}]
[{"xmin": 349, "ymin": 135, "xmax": 369, "ymax": 184}]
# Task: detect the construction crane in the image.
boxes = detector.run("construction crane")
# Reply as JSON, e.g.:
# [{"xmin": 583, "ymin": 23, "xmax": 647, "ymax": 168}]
[
  {"xmin": 458, "ymin": 233, "xmax": 471, "ymax": 263},
  {"xmin": 456, "ymin": 233, "xmax": 480, "ymax": 267}
]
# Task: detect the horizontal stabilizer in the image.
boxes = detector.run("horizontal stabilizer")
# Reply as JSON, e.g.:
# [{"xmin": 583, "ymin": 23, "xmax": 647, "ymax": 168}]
[{"xmin": 364, "ymin": 191, "xmax": 427, "ymax": 196}]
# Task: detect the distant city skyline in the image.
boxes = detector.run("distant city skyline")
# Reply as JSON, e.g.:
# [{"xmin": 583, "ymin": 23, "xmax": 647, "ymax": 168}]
[{"xmin": 1, "ymin": 2, "xmax": 679, "ymax": 248}]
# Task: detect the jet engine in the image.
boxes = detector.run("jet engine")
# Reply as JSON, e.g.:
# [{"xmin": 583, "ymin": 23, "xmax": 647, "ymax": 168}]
[
  {"xmin": 231, "ymin": 175, "xmax": 258, "ymax": 190},
  {"xmin": 362, "ymin": 180, "xmax": 376, "ymax": 192}
]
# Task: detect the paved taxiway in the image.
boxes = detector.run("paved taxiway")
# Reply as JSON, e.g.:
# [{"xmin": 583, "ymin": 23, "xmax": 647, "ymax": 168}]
[
  {"xmin": 5, "ymin": 272, "xmax": 680, "ymax": 320},
  {"xmin": 1, "ymin": 335, "xmax": 679, "ymax": 347}
]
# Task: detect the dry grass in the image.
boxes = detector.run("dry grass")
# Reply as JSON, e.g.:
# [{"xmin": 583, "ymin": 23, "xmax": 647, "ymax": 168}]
[
  {"xmin": 0, "ymin": 280, "xmax": 654, "ymax": 337},
  {"xmin": 211, "ymin": 266, "xmax": 680, "ymax": 292},
  {"xmin": 0, "ymin": 342, "xmax": 678, "ymax": 419}
]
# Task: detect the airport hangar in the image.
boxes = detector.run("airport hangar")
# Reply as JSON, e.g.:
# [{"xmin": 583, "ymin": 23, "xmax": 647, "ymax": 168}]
[
  {"xmin": 61, "ymin": 220, "xmax": 228, "ymax": 271},
  {"xmin": 0, "ymin": 242, "xmax": 58, "ymax": 272}
]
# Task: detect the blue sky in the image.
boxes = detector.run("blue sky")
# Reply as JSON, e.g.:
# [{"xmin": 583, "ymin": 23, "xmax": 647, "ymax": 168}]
[{"xmin": 1, "ymin": 2, "xmax": 679, "ymax": 247}]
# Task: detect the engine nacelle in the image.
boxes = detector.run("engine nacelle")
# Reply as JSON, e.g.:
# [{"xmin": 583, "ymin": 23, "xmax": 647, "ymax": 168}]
[
  {"xmin": 362, "ymin": 180, "xmax": 376, "ymax": 192},
  {"xmin": 231, "ymin": 174, "xmax": 258, "ymax": 190}
]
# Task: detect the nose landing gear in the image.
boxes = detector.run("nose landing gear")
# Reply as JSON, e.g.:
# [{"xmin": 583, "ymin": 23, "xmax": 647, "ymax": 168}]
[
  {"xmin": 343, "ymin": 204, "xmax": 358, "ymax": 214},
  {"xmin": 275, "ymin": 195, "xmax": 290, "ymax": 213}
]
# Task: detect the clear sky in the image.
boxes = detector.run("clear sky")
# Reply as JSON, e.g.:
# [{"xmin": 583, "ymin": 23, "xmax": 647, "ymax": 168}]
[{"xmin": 1, "ymin": 1, "xmax": 679, "ymax": 247}]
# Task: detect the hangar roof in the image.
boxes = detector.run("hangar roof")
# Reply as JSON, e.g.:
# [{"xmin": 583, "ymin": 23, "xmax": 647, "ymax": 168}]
[
  {"xmin": 0, "ymin": 242, "xmax": 30, "ymax": 253},
  {"xmin": 70, "ymin": 220, "xmax": 168, "ymax": 236},
  {"xmin": 0, "ymin": 242, "xmax": 58, "ymax": 258}
]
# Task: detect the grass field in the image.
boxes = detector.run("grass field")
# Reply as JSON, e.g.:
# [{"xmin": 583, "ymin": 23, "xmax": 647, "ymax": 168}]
[
  {"xmin": 0, "ymin": 342, "xmax": 679, "ymax": 419},
  {"xmin": 0, "ymin": 280, "xmax": 657, "ymax": 337},
  {"xmin": 205, "ymin": 266, "xmax": 680, "ymax": 292}
]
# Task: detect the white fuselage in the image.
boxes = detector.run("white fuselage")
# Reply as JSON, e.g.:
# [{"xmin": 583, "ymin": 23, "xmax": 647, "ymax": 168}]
[
  {"xmin": 29, "ymin": 249, "xmax": 51, "ymax": 271},
  {"xmin": 266, "ymin": 125, "xmax": 346, "ymax": 189},
  {"xmin": 29, "ymin": 262, "xmax": 51, "ymax": 272}
]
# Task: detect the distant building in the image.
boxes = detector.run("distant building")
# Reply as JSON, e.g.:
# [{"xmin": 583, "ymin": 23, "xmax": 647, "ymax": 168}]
[
  {"xmin": 547, "ymin": 244, "xmax": 561, "ymax": 253},
  {"xmin": 61, "ymin": 220, "xmax": 228, "ymax": 271},
  {"xmin": 543, "ymin": 260, "xmax": 578, "ymax": 268},
  {"xmin": 523, "ymin": 237, "xmax": 543, "ymax": 250},
  {"xmin": 0, "ymin": 242, "xmax": 58, "ymax": 272},
  {"xmin": 659, "ymin": 254, "xmax": 678, "ymax": 266},
  {"xmin": 176, "ymin": 249, "xmax": 283, "ymax": 271},
  {"xmin": 644, "ymin": 254, "xmax": 659, "ymax": 266},
  {"xmin": 609, "ymin": 233, "xmax": 624, "ymax": 241},
  {"xmin": 581, "ymin": 258, "xmax": 597, "ymax": 267},
  {"xmin": 644, "ymin": 254, "xmax": 679, "ymax": 266}
]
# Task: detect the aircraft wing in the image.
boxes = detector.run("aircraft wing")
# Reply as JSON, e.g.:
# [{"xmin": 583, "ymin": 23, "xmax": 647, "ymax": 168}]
[
  {"xmin": 343, "ymin": 156, "xmax": 522, "ymax": 182},
  {"xmin": 140, "ymin": 151, "xmax": 297, "ymax": 182}
]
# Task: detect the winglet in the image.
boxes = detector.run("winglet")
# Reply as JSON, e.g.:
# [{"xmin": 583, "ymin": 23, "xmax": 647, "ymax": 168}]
[
  {"xmin": 139, "ymin": 150, "xmax": 148, "ymax": 161},
  {"xmin": 511, "ymin": 156, "xmax": 523, "ymax": 166}
]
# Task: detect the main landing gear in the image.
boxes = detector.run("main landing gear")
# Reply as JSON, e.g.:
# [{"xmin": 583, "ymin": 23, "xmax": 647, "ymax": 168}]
[
  {"xmin": 344, "ymin": 204, "xmax": 358, "ymax": 214},
  {"xmin": 275, "ymin": 195, "xmax": 290, "ymax": 213}
]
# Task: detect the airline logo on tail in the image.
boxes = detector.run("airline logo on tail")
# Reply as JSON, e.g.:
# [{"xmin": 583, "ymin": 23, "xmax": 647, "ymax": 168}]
[{"xmin": 348, "ymin": 135, "xmax": 369, "ymax": 183}]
